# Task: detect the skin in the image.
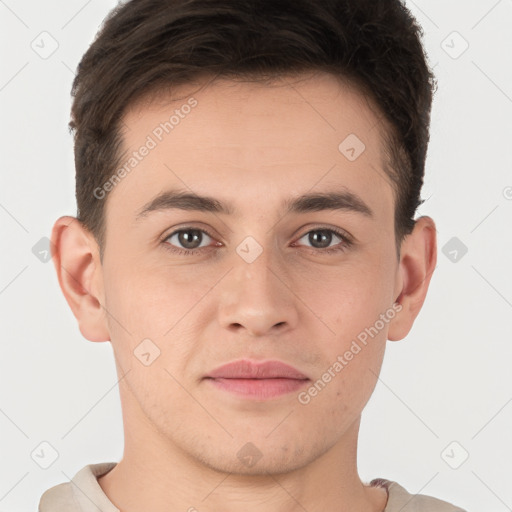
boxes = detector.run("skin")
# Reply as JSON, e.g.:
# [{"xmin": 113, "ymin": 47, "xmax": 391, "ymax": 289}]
[{"xmin": 51, "ymin": 72, "xmax": 436, "ymax": 512}]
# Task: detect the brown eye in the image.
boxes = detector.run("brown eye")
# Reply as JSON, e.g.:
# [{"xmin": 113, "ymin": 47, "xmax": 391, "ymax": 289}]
[
  {"xmin": 295, "ymin": 228, "xmax": 350, "ymax": 253},
  {"xmin": 164, "ymin": 228, "xmax": 213, "ymax": 251},
  {"xmin": 304, "ymin": 229, "xmax": 337, "ymax": 249}
]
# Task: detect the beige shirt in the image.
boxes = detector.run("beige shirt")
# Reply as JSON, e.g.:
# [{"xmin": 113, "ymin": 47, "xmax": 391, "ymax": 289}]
[{"xmin": 38, "ymin": 462, "xmax": 467, "ymax": 512}]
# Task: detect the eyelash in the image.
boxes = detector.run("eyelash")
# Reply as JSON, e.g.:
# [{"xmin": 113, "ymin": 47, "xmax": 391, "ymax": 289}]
[{"xmin": 161, "ymin": 226, "xmax": 353, "ymax": 256}]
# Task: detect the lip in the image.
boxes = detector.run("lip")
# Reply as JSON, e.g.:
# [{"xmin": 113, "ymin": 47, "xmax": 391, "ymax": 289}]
[
  {"xmin": 206, "ymin": 359, "xmax": 309, "ymax": 379},
  {"xmin": 204, "ymin": 359, "xmax": 310, "ymax": 400}
]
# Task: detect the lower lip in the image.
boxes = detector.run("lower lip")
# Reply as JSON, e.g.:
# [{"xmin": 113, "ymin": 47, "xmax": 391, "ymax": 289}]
[{"xmin": 206, "ymin": 377, "xmax": 309, "ymax": 399}]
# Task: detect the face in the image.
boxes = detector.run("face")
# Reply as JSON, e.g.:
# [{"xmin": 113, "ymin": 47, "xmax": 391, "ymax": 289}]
[{"xmin": 96, "ymin": 72, "xmax": 403, "ymax": 474}]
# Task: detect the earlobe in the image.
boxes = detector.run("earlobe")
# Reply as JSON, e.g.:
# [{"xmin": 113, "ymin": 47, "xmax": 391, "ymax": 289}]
[
  {"xmin": 50, "ymin": 216, "xmax": 110, "ymax": 342},
  {"xmin": 387, "ymin": 216, "xmax": 437, "ymax": 342}
]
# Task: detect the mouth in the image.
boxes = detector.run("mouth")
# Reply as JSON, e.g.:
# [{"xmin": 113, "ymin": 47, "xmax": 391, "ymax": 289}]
[{"xmin": 204, "ymin": 359, "xmax": 310, "ymax": 399}]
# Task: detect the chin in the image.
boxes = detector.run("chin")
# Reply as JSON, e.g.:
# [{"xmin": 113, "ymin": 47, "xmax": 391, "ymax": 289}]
[{"xmin": 182, "ymin": 434, "xmax": 332, "ymax": 477}]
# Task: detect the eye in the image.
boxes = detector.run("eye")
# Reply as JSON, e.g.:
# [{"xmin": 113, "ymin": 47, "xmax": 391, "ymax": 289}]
[
  {"xmin": 163, "ymin": 227, "xmax": 217, "ymax": 254},
  {"xmin": 293, "ymin": 227, "xmax": 352, "ymax": 254},
  {"xmin": 161, "ymin": 226, "xmax": 352, "ymax": 257}
]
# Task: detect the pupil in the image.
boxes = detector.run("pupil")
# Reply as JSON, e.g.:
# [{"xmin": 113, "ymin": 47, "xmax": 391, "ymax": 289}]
[
  {"xmin": 310, "ymin": 230, "xmax": 331, "ymax": 249},
  {"xmin": 179, "ymin": 229, "xmax": 202, "ymax": 249}
]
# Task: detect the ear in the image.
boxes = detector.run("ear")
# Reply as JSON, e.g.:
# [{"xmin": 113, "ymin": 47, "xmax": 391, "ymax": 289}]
[
  {"xmin": 387, "ymin": 215, "xmax": 437, "ymax": 341},
  {"xmin": 50, "ymin": 216, "xmax": 110, "ymax": 342}
]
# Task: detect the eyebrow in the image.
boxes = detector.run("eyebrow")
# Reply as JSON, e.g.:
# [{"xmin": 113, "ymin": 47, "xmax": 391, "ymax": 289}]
[{"xmin": 135, "ymin": 188, "xmax": 374, "ymax": 221}]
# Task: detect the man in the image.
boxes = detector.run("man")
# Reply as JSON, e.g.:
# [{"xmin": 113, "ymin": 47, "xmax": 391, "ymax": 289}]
[{"xmin": 39, "ymin": 0, "xmax": 466, "ymax": 510}]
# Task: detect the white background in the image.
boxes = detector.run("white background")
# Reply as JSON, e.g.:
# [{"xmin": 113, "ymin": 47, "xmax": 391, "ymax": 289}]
[{"xmin": 1, "ymin": 1, "xmax": 511, "ymax": 510}]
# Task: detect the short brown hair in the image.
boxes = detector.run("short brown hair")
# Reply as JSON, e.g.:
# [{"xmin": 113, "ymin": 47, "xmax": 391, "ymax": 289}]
[{"xmin": 70, "ymin": 0, "xmax": 436, "ymax": 258}]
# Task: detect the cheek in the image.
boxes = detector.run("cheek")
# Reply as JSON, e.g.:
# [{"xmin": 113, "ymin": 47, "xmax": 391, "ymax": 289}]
[
  {"xmin": 104, "ymin": 260, "xmax": 212, "ymax": 337},
  {"xmin": 103, "ymin": 262, "xmax": 217, "ymax": 382},
  {"xmin": 295, "ymin": 260, "xmax": 392, "ymax": 335},
  {"xmin": 298, "ymin": 259, "xmax": 393, "ymax": 398},
  {"xmin": 298, "ymin": 323, "xmax": 387, "ymax": 416}
]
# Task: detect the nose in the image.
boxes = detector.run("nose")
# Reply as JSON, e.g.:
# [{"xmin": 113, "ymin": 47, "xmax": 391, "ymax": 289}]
[{"xmin": 217, "ymin": 245, "xmax": 300, "ymax": 337}]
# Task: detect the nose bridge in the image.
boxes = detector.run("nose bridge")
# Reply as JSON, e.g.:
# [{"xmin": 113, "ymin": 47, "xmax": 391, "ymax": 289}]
[
  {"xmin": 218, "ymin": 232, "xmax": 298, "ymax": 335},
  {"xmin": 234, "ymin": 234, "xmax": 282, "ymax": 302},
  {"xmin": 239, "ymin": 241, "xmax": 277, "ymax": 290}
]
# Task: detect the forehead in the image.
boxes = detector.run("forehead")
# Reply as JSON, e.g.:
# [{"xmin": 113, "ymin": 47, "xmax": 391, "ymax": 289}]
[
  {"xmin": 125, "ymin": 72, "xmax": 385, "ymax": 148},
  {"xmin": 108, "ymin": 72, "xmax": 394, "ymax": 223}
]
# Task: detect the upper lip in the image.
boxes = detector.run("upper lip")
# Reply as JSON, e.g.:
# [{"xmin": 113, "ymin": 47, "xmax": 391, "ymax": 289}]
[{"xmin": 206, "ymin": 359, "xmax": 309, "ymax": 380}]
